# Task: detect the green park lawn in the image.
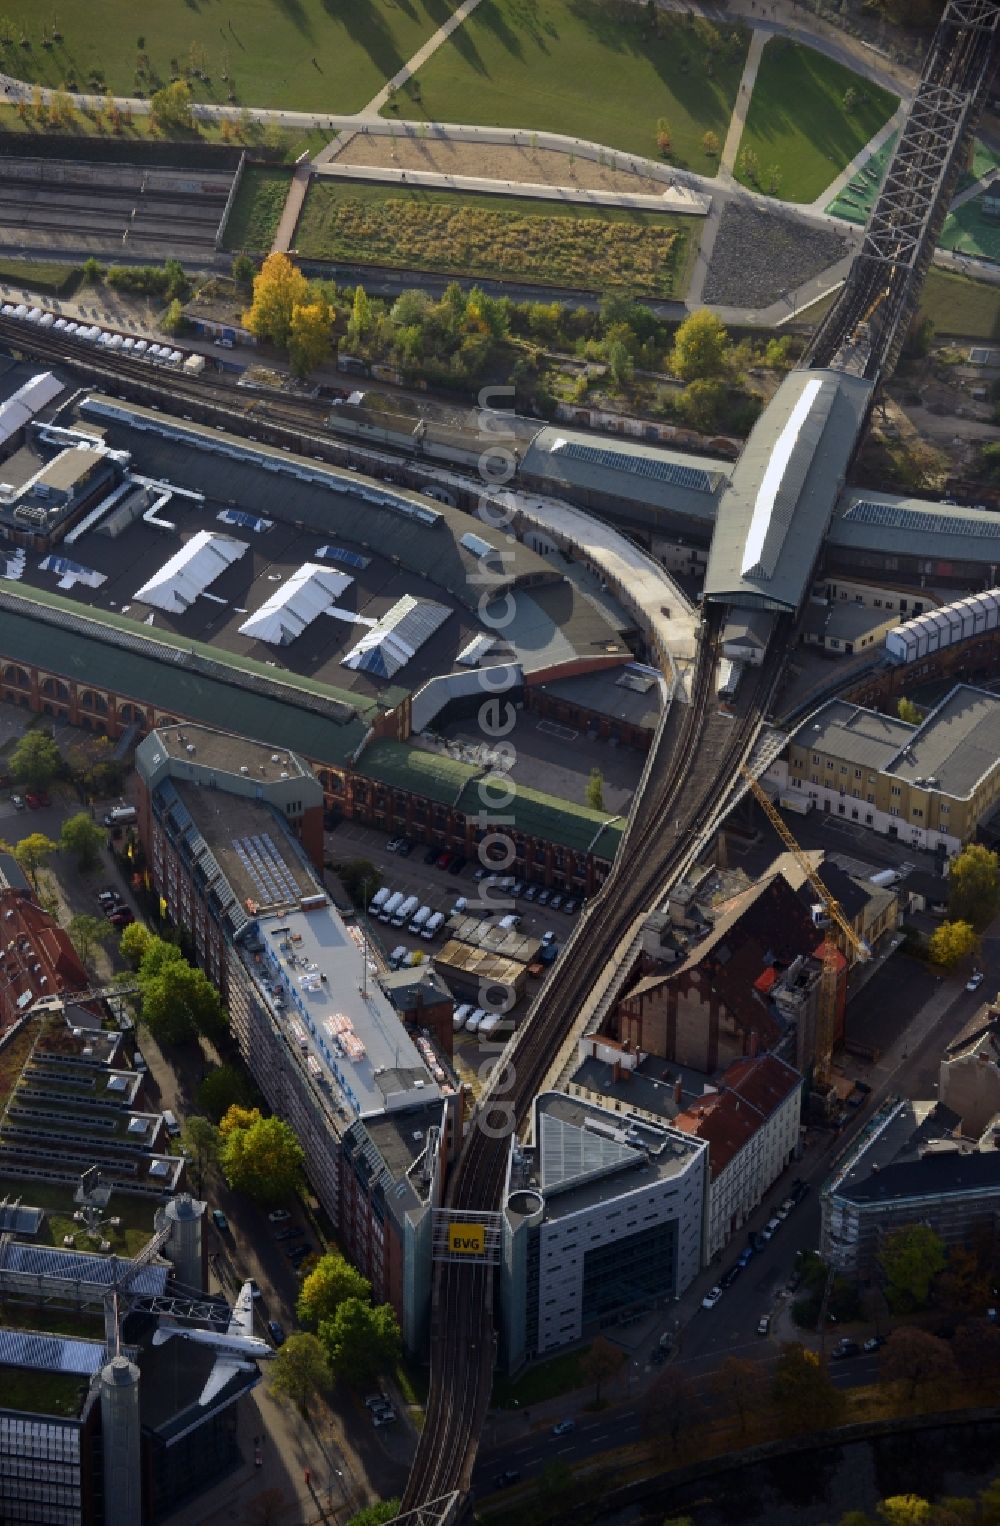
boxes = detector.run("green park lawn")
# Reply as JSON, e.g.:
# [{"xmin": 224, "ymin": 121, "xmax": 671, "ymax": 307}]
[
  {"xmin": 0, "ymin": 0, "xmax": 458, "ymax": 113},
  {"xmin": 388, "ymin": 0, "xmax": 750, "ymax": 175},
  {"xmin": 294, "ymin": 180, "xmax": 695, "ymax": 297},
  {"xmin": 223, "ymin": 166, "xmax": 292, "ymax": 252},
  {"xmin": 915, "ymin": 267, "xmax": 1000, "ymax": 342},
  {"xmin": 938, "ymin": 196, "xmax": 1000, "ymax": 266},
  {"xmin": 734, "ymin": 39, "xmax": 898, "ymax": 203}
]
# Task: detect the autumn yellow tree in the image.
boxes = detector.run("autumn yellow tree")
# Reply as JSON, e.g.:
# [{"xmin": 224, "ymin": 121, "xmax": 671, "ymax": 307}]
[
  {"xmin": 927, "ymin": 919, "xmax": 978, "ymax": 970},
  {"xmin": 243, "ymin": 252, "xmax": 309, "ymax": 349},
  {"xmin": 50, "ymin": 88, "xmax": 74, "ymax": 129},
  {"xmin": 288, "ymin": 297, "xmax": 333, "ymax": 377},
  {"xmin": 31, "ymin": 83, "xmax": 47, "ymax": 126}
]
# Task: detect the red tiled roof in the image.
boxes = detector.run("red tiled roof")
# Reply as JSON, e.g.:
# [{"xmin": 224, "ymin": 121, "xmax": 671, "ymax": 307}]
[{"xmin": 673, "ymin": 1052, "xmax": 802, "ymax": 1177}]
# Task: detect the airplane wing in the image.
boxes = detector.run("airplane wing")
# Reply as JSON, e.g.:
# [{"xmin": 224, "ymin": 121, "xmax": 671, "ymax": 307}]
[
  {"xmin": 198, "ymin": 1358, "xmax": 247, "ymax": 1406},
  {"xmin": 228, "ymin": 1281, "xmax": 255, "ymax": 1340}
]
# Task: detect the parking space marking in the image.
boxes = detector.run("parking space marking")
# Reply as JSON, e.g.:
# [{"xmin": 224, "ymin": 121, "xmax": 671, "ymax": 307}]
[{"xmin": 536, "ymin": 719, "xmax": 579, "ymax": 742}]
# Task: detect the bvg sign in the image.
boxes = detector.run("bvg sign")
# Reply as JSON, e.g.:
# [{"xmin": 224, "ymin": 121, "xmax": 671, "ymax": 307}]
[{"xmin": 448, "ymin": 1223, "xmax": 486, "ymax": 1255}]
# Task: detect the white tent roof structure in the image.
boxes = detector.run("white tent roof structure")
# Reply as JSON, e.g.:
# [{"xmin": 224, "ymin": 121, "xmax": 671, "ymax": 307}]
[
  {"xmin": 0, "ymin": 371, "xmax": 63, "ymax": 447},
  {"xmin": 237, "ymin": 563, "xmax": 353, "ymax": 646},
  {"xmin": 134, "ymin": 529, "xmax": 247, "ymax": 614},
  {"xmin": 341, "ymin": 594, "xmax": 451, "ymax": 679}
]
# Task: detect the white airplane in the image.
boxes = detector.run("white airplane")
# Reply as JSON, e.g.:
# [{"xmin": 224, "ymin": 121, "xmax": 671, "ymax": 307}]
[{"xmin": 152, "ymin": 1280, "xmax": 275, "ymax": 1405}]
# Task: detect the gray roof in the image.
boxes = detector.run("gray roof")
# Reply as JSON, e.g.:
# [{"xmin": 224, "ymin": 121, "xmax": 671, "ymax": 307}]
[
  {"xmin": 803, "ymin": 601, "xmax": 893, "ymax": 642},
  {"xmin": 829, "ymin": 1099, "xmax": 1000, "ymax": 1206},
  {"xmin": 793, "ymin": 699, "xmax": 914, "ymax": 771},
  {"xmin": 540, "ymin": 663, "xmax": 662, "ymax": 730},
  {"xmin": 520, "ymin": 425, "xmax": 729, "ymax": 523},
  {"xmin": 830, "ymin": 490, "xmax": 1000, "ymax": 563},
  {"xmin": 703, "ymin": 368, "xmax": 874, "ymax": 612},
  {"xmin": 884, "ymin": 684, "xmax": 1000, "ymax": 797}
]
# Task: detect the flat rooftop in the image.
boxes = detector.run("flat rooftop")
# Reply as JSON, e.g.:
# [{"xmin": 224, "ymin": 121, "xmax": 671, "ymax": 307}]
[
  {"xmin": 148, "ymin": 722, "xmax": 317, "ymax": 782},
  {"xmin": 174, "ymin": 782, "xmax": 320, "ymax": 912},
  {"xmin": 256, "ymin": 904, "xmax": 442, "ymax": 1119},
  {"xmin": 884, "ymin": 684, "xmax": 1000, "ymax": 798},
  {"xmin": 571, "ymin": 1051, "xmax": 714, "ymax": 1121}
]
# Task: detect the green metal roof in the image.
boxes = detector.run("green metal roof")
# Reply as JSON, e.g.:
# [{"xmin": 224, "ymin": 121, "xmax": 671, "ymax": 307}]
[{"xmin": 362, "ymin": 739, "xmax": 624, "ymax": 859}]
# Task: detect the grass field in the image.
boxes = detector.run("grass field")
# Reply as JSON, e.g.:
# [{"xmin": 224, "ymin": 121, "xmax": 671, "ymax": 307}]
[
  {"xmin": 492, "ymin": 1344, "xmax": 592, "ymax": 1407},
  {"xmin": 389, "ymin": 1, "xmax": 749, "ymax": 176},
  {"xmin": 734, "ymin": 39, "xmax": 898, "ymax": 203},
  {"xmin": 223, "ymin": 166, "xmax": 292, "ymax": 252},
  {"xmin": 0, "ymin": 1174, "xmax": 156, "ymax": 1259},
  {"xmin": 295, "ymin": 180, "xmax": 694, "ymax": 296},
  {"xmin": 938, "ymin": 196, "xmax": 1000, "ymax": 265},
  {"xmin": 0, "ymin": 257, "xmax": 80, "ymax": 294},
  {"xmin": 916, "ymin": 267, "xmax": 1000, "ymax": 341},
  {"xmin": 0, "ymin": 0, "xmax": 457, "ymax": 113}
]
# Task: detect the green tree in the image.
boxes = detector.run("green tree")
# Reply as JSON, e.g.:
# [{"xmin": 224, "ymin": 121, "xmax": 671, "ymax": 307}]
[
  {"xmin": 319, "ymin": 1297, "xmax": 401, "ymax": 1387},
  {"xmin": 181, "ymin": 1115, "xmax": 221, "ymax": 1195},
  {"xmin": 14, "ymin": 832, "xmax": 57, "ymax": 890},
  {"xmin": 220, "ymin": 1109, "xmax": 304, "ymax": 1203},
  {"xmin": 11, "ymin": 730, "xmax": 61, "ymax": 789},
  {"xmin": 297, "ymin": 1252, "xmax": 372, "ymax": 1330},
  {"xmin": 268, "ymin": 1331, "xmax": 331, "ymax": 1407},
  {"xmin": 67, "ymin": 913, "xmax": 110, "ymax": 971},
  {"xmin": 678, "ymin": 376, "xmax": 727, "ymax": 433},
  {"xmin": 337, "ymin": 859, "xmax": 380, "ymax": 910},
  {"xmin": 140, "ymin": 952, "xmax": 226, "ymax": 1045},
  {"xmin": 348, "ymin": 283, "xmax": 372, "ymax": 344},
  {"xmin": 119, "ymin": 920, "xmax": 153, "ymax": 967},
  {"xmin": 81, "ymin": 256, "xmax": 105, "ymax": 285},
  {"xmin": 346, "ymin": 1505, "xmax": 402, "ymax": 1526},
  {"xmin": 288, "ymin": 297, "xmax": 333, "ymax": 377},
  {"xmin": 948, "ymin": 843, "xmax": 1000, "ymax": 929},
  {"xmin": 880, "ymin": 1327, "xmax": 957, "ymax": 1400},
  {"xmin": 580, "ymin": 1334, "xmax": 623, "ymax": 1403},
  {"xmin": 161, "ymin": 298, "xmax": 187, "ymax": 336},
  {"xmin": 231, "ymin": 253, "xmax": 256, "ymax": 290},
  {"xmin": 878, "ymin": 1224, "xmax": 947, "ymax": 1312},
  {"xmin": 897, "ymin": 696, "xmax": 921, "ymax": 724},
  {"xmin": 979, "ymin": 441, "xmax": 1000, "ymax": 484},
  {"xmin": 927, "ymin": 919, "xmax": 979, "ymax": 971},
  {"xmin": 243, "ymin": 252, "xmax": 309, "ymax": 349},
  {"xmin": 771, "ymin": 1343, "xmax": 846, "ymax": 1433},
  {"xmin": 60, "ymin": 811, "xmax": 104, "ymax": 870},
  {"xmin": 163, "ymin": 257, "xmax": 189, "ymax": 301},
  {"xmin": 671, "ymin": 309, "xmax": 730, "ymax": 381},
  {"xmin": 150, "ymin": 78, "xmax": 195, "ymax": 133},
  {"xmin": 198, "ymin": 1063, "xmax": 253, "ymax": 1121},
  {"xmin": 586, "ymin": 768, "xmax": 604, "ymax": 811},
  {"xmin": 714, "ymin": 1355, "xmax": 768, "ymax": 1435}
]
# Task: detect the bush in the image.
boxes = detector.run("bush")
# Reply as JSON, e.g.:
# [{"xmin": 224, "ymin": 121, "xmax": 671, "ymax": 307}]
[{"xmin": 106, "ymin": 264, "xmax": 171, "ymax": 296}]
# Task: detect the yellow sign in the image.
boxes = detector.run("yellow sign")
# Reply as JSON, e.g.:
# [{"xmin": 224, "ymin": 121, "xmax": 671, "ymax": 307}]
[{"xmin": 448, "ymin": 1223, "xmax": 485, "ymax": 1255}]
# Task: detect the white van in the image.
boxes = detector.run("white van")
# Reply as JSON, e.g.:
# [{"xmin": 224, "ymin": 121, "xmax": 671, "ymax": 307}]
[
  {"xmin": 379, "ymin": 892, "xmax": 404, "ymax": 924},
  {"xmin": 103, "ymin": 804, "xmax": 137, "ymax": 827},
  {"xmin": 369, "ymin": 886, "xmax": 390, "ymax": 914},
  {"xmin": 453, "ymin": 1003, "xmax": 472, "ymax": 1032},
  {"xmin": 423, "ymin": 911, "xmax": 445, "ymax": 941},
  {"xmin": 162, "ymin": 1110, "xmax": 180, "ymax": 1137},
  {"xmin": 465, "ymin": 1008, "xmax": 486, "ymax": 1033},
  {"xmin": 479, "ymin": 1011, "xmax": 503, "ymax": 1036},
  {"xmin": 409, "ymin": 905, "xmax": 431, "ymax": 934},
  {"xmin": 392, "ymin": 894, "xmax": 419, "ymax": 928}
]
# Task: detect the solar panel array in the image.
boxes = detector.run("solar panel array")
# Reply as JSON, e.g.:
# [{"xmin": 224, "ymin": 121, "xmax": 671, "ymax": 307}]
[
  {"xmin": 4, "ymin": 1241, "xmax": 168, "ymax": 1295},
  {"xmin": 0, "ymin": 1329, "xmax": 103, "ymax": 1377},
  {"xmin": 844, "ymin": 498, "xmax": 1000, "ymax": 540},
  {"xmin": 233, "ymin": 834, "xmax": 300, "ymax": 906},
  {"xmin": 553, "ymin": 439, "xmax": 716, "ymax": 492},
  {"xmin": 217, "ymin": 508, "xmax": 273, "ymax": 533},
  {"xmin": 316, "ymin": 545, "xmax": 371, "ymax": 570}
]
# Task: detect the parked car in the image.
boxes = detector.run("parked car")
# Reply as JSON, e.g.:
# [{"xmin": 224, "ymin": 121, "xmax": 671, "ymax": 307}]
[
  {"xmin": 10, "ymin": 794, "xmax": 24, "ymax": 810},
  {"xmin": 721, "ymin": 1266, "xmax": 741, "ymax": 1289},
  {"xmin": 777, "ymin": 1198, "xmax": 795, "ymax": 1219},
  {"xmin": 397, "ymin": 838, "xmax": 413, "ymax": 858},
  {"xmin": 539, "ymin": 943, "xmax": 559, "ymax": 964},
  {"xmin": 211, "ymin": 1209, "xmax": 229, "ymax": 1232},
  {"xmin": 790, "ymin": 1180, "xmax": 809, "ymax": 1203},
  {"xmin": 967, "ymin": 971, "xmax": 985, "ymax": 991},
  {"xmin": 541, "ymin": 930, "xmax": 556, "ymax": 945},
  {"xmin": 267, "ymin": 1320, "xmax": 286, "ymax": 1346},
  {"xmin": 761, "ymin": 1216, "xmax": 781, "ymax": 1241},
  {"xmin": 537, "ymin": 888, "xmax": 551, "ymax": 906},
  {"xmin": 24, "ymin": 792, "xmax": 40, "ymax": 809},
  {"xmin": 563, "ymin": 898, "xmax": 579, "ymax": 915},
  {"xmin": 109, "ymin": 909, "xmax": 133, "ymax": 927},
  {"xmin": 551, "ymin": 1419, "xmax": 576, "ymax": 1437},
  {"xmin": 549, "ymin": 894, "xmax": 563, "ymax": 911},
  {"xmin": 702, "ymin": 1286, "xmax": 723, "ymax": 1309},
  {"xmin": 451, "ymin": 897, "xmax": 467, "ymax": 916},
  {"xmin": 371, "ymin": 1408, "xmax": 397, "ymax": 1427},
  {"xmin": 268, "ymin": 1209, "xmax": 292, "ymax": 1224},
  {"xmin": 863, "ymin": 1336, "xmax": 885, "ymax": 1352},
  {"xmin": 364, "ymin": 1392, "xmax": 392, "ymax": 1411},
  {"xmin": 832, "ymin": 1339, "xmax": 861, "ymax": 1359},
  {"xmin": 436, "ymin": 852, "xmax": 452, "ymax": 871},
  {"xmin": 386, "ymin": 836, "xmax": 404, "ymax": 853},
  {"xmin": 756, "ymin": 1315, "xmax": 770, "ymax": 1336},
  {"xmin": 737, "ymin": 1247, "xmax": 754, "ymax": 1268},
  {"xmin": 496, "ymin": 1469, "xmax": 522, "ymax": 1488},
  {"xmin": 523, "ymin": 885, "xmax": 539, "ymax": 903}
]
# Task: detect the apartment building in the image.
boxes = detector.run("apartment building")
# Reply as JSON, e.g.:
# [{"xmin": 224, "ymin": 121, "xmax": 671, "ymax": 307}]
[{"xmin": 766, "ymin": 684, "xmax": 1000, "ymax": 854}]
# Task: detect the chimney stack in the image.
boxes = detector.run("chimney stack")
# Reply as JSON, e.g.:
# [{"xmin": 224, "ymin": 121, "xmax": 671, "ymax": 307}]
[{"xmin": 674, "ymin": 1077, "xmax": 683, "ymax": 1105}]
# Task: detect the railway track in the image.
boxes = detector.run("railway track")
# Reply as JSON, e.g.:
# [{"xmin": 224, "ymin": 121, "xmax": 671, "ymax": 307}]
[{"xmin": 402, "ymin": 614, "xmax": 790, "ymax": 1519}]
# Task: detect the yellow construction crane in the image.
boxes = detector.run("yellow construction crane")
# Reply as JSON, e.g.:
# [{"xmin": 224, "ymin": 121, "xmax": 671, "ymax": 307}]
[{"xmin": 739, "ymin": 767, "xmax": 870, "ymax": 1092}]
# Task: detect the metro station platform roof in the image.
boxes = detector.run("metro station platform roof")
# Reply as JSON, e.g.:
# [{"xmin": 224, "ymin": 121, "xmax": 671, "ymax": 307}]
[{"xmin": 703, "ymin": 368, "xmax": 874, "ymax": 613}]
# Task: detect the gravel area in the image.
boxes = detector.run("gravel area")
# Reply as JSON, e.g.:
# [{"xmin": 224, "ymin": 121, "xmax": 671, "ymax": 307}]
[
  {"xmin": 331, "ymin": 131, "xmax": 669, "ymax": 196},
  {"xmin": 703, "ymin": 202, "xmax": 851, "ymax": 308}
]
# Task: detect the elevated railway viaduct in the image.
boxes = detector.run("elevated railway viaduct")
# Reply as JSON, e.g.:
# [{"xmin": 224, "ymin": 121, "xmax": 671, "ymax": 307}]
[{"xmin": 398, "ymin": 4, "xmax": 999, "ymax": 1521}]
